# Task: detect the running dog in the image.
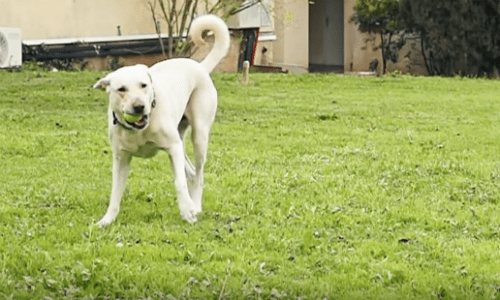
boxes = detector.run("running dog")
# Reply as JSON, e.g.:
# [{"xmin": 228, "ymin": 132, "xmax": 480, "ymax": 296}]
[{"xmin": 93, "ymin": 15, "xmax": 229, "ymax": 225}]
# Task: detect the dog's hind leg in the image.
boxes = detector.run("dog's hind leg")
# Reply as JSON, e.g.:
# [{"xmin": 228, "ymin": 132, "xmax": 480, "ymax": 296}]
[
  {"xmin": 184, "ymin": 84, "xmax": 217, "ymax": 214},
  {"xmin": 189, "ymin": 123, "xmax": 211, "ymax": 213},
  {"xmin": 168, "ymin": 141, "xmax": 198, "ymax": 223},
  {"xmin": 178, "ymin": 116, "xmax": 196, "ymax": 180}
]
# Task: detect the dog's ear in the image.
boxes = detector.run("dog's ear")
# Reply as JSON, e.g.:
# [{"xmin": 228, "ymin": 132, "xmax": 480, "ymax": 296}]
[{"xmin": 93, "ymin": 77, "xmax": 111, "ymax": 89}]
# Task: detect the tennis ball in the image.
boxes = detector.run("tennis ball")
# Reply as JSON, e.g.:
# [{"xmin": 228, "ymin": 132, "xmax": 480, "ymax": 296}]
[{"xmin": 123, "ymin": 113, "xmax": 142, "ymax": 123}]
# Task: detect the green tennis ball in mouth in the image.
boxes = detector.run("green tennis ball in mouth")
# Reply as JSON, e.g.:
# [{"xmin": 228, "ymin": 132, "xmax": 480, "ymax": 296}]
[{"xmin": 123, "ymin": 113, "xmax": 142, "ymax": 123}]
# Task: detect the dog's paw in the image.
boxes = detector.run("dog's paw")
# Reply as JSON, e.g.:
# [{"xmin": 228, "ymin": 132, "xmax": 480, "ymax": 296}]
[
  {"xmin": 181, "ymin": 208, "xmax": 198, "ymax": 224},
  {"xmin": 179, "ymin": 201, "xmax": 198, "ymax": 224},
  {"xmin": 194, "ymin": 204, "xmax": 202, "ymax": 215},
  {"xmin": 97, "ymin": 214, "xmax": 115, "ymax": 227}
]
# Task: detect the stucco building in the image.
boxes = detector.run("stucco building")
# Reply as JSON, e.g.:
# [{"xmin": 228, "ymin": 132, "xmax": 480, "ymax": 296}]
[{"xmin": 0, "ymin": 0, "xmax": 425, "ymax": 74}]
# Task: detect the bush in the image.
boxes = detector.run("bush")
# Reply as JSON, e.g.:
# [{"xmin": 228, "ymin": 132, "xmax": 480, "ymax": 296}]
[
  {"xmin": 351, "ymin": 0, "xmax": 406, "ymax": 75},
  {"xmin": 400, "ymin": 0, "xmax": 500, "ymax": 76},
  {"xmin": 352, "ymin": 0, "xmax": 500, "ymax": 76}
]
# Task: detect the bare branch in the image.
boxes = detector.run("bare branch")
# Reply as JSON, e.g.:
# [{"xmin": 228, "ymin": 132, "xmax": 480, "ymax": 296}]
[
  {"xmin": 208, "ymin": 0, "xmax": 223, "ymax": 14},
  {"xmin": 149, "ymin": 0, "xmax": 166, "ymax": 57},
  {"xmin": 185, "ymin": 0, "xmax": 198, "ymax": 44},
  {"xmin": 176, "ymin": 1, "xmax": 187, "ymax": 35},
  {"xmin": 147, "ymin": 0, "xmax": 241, "ymax": 58},
  {"xmin": 158, "ymin": 0, "xmax": 170, "ymax": 25},
  {"xmin": 169, "ymin": 0, "xmax": 177, "ymax": 28},
  {"xmin": 204, "ymin": 0, "xmax": 210, "ymax": 14},
  {"xmin": 178, "ymin": 0, "xmax": 193, "ymax": 38}
]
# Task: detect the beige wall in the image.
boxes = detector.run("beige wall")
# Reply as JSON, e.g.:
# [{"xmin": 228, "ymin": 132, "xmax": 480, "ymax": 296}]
[
  {"xmin": 272, "ymin": 0, "xmax": 309, "ymax": 73},
  {"xmin": 2, "ymin": 0, "xmax": 425, "ymax": 74},
  {"xmin": 254, "ymin": 40, "xmax": 274, "ymax": 66},
  {"xmin": 343, "ymin": 0, "xmax": 383, "ymax": 73},
  {"xmin": 0, "ymin": 0, "xmax": 160, "ymax": 39},
  {"xmin": 1, "ymin": 0, "xmax": 242, "ymax": 72},
  {"xmin": 0, "ymin": 0, "xmax": 223, "ymax": 39},
  {"xmin": 268, "ymin": 0, "xmax": 383, "ymax": 73},
  {"xmin": 343, "ymin": 0, "xmax": 428, "ymax": 75},
  {"xmin": 252, "ymin": 0, "xmax": 275, "ymax": 67}
]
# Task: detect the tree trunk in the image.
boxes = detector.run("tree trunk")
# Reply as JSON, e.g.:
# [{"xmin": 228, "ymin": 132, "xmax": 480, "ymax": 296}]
[
  {"xmin": 380, "ymin": 32, "xmax": 386, "ymax": 74},
  {"xmin": 420, "ymin": 36, "xmax": 432, "ymax": 75}
]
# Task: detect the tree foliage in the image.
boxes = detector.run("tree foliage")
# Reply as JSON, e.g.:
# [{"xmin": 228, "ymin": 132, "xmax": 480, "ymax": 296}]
[
  {"xmin": 352, "ymin": 0, "xmax": 500, "ymax": 76},
  {"xmin": 400, "ymin": 0, "xmax": 500, "ymax": 76},
  {"xmin": 350, "ymin": 0, "xmax": 406, "ymax": 74}
]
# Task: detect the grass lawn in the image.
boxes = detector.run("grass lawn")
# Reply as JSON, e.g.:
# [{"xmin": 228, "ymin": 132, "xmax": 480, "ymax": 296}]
[{"xmin": 1, "ymin": 66, "xmax": 500, "ymax": 299}]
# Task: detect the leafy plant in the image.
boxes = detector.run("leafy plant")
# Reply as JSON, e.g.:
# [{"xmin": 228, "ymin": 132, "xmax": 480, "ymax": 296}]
[
  {"xmin": 350, "ymin": 0, "xmax": 406, "ymax": 74},
  {"xmin": 400, "ymin": 0, "xmax": 500, "ymax": 76}
]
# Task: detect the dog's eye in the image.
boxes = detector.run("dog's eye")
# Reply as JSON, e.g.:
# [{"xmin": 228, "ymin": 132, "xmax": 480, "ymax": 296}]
[
  {"xmin": 141, "ymin": 83, "xmax": 147, "ymax": 88},
  {"xmin": 117, "ymin": 87, "xmax": 127, "ymax": 92}
]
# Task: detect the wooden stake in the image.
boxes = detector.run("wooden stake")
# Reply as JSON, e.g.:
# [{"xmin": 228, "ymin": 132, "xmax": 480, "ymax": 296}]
[{"xmin": 242, "ymin": 60, "xmax": 250, "ymax": 85}]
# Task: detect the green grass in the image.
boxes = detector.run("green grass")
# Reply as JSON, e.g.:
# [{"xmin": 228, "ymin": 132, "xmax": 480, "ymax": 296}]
[{"xmin": 1, "ymin": 66, "xmax": 500, "ymax": 299}]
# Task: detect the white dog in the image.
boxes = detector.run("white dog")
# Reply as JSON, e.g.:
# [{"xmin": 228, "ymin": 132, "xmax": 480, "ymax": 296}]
[{"xmin": 93, "ymin": 15, "xmax": 229, "ymax": 225}]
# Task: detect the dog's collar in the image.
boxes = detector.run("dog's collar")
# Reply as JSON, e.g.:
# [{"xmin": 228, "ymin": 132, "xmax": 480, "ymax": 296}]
[{"xmin": 113, "ymin": 72, "xmax": 156, "ymax": 130}]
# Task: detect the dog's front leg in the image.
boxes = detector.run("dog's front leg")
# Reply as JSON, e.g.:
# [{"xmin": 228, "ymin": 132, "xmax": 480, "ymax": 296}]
[
  {"xmin": 97, "ymin": 152, "xmax": 132, "ymax": 226},
  {"xmin": 168, "ymin": 142, "xmax": 198, "ymax": 223}
]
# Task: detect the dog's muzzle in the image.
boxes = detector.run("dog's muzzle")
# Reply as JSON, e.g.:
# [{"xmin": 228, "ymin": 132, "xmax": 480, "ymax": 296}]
[
  {"xmin": 113, "ymin": 99, "xmax": 155, "ymax": 131},
  {"xmin": 126, "ymin": 114, "xmax": 149, "ymax": 130},
  {"xmin": 113, "ymin": 112, "xmax": 150, "ymax": 130}
]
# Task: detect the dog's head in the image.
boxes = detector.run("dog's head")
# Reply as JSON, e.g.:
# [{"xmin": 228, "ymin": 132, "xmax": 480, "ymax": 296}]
[{"xmin": 93, "ymin": 64, "xmax": 155, "ymax": 130}]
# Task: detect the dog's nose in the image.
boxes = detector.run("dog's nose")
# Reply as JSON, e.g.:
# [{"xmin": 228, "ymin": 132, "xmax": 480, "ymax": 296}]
[{"xmin": 133, "ymin": 104, "xmax": 145, "ymax": 114}]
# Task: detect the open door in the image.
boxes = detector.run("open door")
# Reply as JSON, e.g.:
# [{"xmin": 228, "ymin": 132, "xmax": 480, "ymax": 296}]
[{"xmin": 309, "ymin": 0, "xmax": 344, "ymax": 72}]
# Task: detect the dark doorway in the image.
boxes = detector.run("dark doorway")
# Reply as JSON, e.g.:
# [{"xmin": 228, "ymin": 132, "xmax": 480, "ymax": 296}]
[
  {"xmin": 238, "ymin": 28, "xmax": 259, "ymax": 70},
  {"xmin": 309, "ymin": 0, "xmax": 344, "ymax": 72}
]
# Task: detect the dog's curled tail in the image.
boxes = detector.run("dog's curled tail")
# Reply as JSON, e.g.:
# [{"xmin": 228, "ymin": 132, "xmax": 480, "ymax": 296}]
[{"xmin": 190, "ymin": 14, "xmax": 230, "ymax": 73}]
